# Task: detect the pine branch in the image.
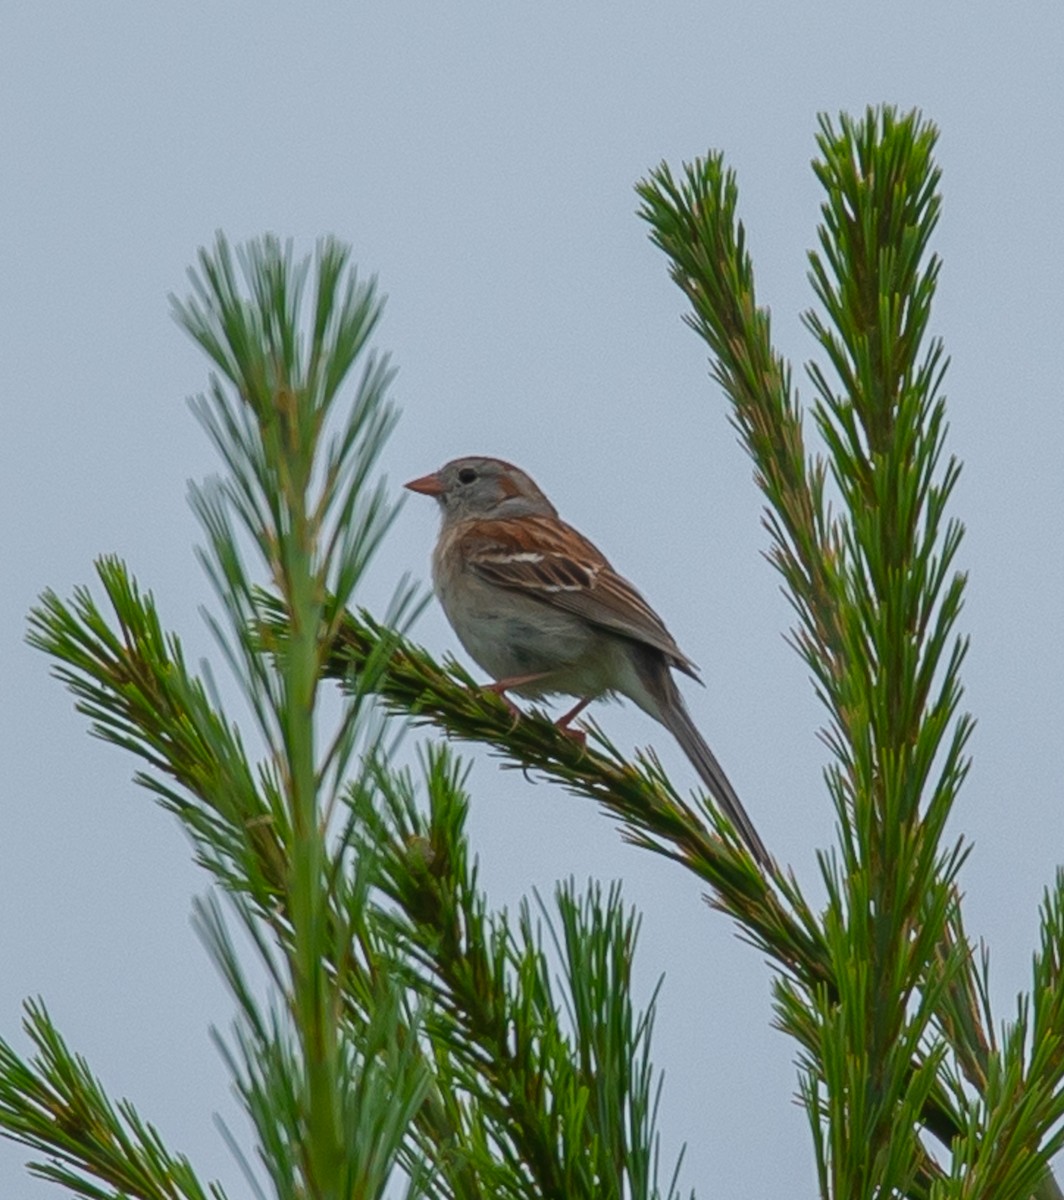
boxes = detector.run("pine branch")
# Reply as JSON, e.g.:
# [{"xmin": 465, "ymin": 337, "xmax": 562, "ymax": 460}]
[
  {"xmin": 635, "ymin": 146, "xmax": 843, "ymax": 704},
  {"xmin": 26, "ymin": 560, "xmax": 504, "ymax": 1200},
  {"xmin": 944, "ymin": 875, "xmax": 1064, "ymax": 1199},
  {"xmin": 27, "ymin": 560, "xmax": 289, "ymax": 910},
  {"xmin": 169, "ymin": 234, "xmax": 442, "ymax": 1200},
  {"xmin": 636, "ymin": 105, "xmax": 1061, "ymax": 1198},
  {"xmin": 351, "ymin": 745, "xmax": 686, "ymax": 1200},
  {"xmin": 0, "ymin": 1001, "xmax": 226, "ymax": 1200},
  {"xmin": 22, "ymin": 236, "xmax": 437, "ymax": 1200}
]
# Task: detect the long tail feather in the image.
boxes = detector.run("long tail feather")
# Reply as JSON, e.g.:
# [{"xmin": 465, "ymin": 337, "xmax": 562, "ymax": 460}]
[{"xmin": 658, "ymin": 686, "xmax": 771, "ymax": 868}]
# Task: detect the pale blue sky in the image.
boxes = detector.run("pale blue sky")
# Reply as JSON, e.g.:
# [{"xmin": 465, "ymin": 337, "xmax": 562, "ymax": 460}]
[{"xmin": 3, "ymin": 3, "xmax": 1063, "ymax": 1196}]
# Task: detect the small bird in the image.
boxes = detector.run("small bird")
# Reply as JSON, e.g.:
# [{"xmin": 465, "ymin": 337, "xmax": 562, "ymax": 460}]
[{"xmin": 405, "ymin": 455, "xmax": 770, "ymax": 867}]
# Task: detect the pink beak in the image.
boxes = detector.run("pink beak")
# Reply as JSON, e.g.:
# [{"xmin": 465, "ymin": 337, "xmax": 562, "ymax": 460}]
[{"xmin": 404, "ymin": 472, "xmax": 445, "ymax": 497}]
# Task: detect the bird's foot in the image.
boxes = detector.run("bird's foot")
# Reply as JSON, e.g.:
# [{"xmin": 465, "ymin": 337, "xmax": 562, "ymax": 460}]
[{"xmin": 554, "ymin": 696, "xmax": 592, "ymax": 747}]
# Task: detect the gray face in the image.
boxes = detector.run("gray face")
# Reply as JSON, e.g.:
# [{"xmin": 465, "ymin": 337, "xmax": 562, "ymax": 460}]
[{"xmin": 433, "ymin": 456, "xmax": 557, "ymax": 521}]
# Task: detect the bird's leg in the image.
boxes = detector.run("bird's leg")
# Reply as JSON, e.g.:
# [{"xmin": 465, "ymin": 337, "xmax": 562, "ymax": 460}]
[
  {"xmin": 554, "ymin": 696, "xmax": 593, "ymax": 746},
  {"xmin": 483, "ymin": 676, "xmax": 590, "ymax": 747},
  {"xmin": 483, "ymin": 672, "xmax": 551, "ymax": 721}
]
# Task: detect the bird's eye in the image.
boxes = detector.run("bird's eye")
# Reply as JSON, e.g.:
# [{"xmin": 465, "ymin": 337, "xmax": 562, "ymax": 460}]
[{"xmin": 457, "ymin": 467, "xmax": 477, "ymax": 485}]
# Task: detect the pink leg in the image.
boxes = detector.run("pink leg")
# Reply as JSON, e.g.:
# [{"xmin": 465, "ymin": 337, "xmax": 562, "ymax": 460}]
[
  {"xmin": 483, "ymin": 672, "xmax": 551, "ymax": 719},
  {"xmin": 554, "ymin": 696, "xmax": 593, "ymax": 746},
  {"xmin": 482, "ymin": 676, "xmax": 591, "ymax": 747},
  {"xmin": 485, "ymin": 671, "xmax": 552, "ymax": 695}
]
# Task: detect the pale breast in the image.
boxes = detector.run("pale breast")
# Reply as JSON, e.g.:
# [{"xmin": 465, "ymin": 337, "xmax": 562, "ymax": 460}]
[{"xmin": 432, "ymin": 543, "xmax": 616, "ymax": 699}]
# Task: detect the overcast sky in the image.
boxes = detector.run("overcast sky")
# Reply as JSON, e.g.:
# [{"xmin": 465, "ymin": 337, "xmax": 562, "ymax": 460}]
[{"xmin": 3, "ymin": 3, "xmax": 1063, "ymax": 1196}]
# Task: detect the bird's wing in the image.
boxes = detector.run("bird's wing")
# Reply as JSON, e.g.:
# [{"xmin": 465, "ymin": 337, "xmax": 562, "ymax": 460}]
[{"xmin": 456, "ymin": 515, "xmax": 699, "ymax": 678}]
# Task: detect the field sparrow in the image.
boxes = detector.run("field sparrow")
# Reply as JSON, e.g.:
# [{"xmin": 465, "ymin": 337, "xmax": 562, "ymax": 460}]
[{"xmin": 405, "ymin": 456, "xmax": 770, "ymax": 867}]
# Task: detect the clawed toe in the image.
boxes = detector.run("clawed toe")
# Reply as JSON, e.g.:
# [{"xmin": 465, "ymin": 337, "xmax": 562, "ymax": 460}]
[{"xmin": 557, "ymin": 723, "xmax": 587, "ymax": 748}]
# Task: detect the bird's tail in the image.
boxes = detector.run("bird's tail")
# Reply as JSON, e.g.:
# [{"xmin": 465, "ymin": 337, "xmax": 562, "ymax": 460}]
[{"xmin": 658, "ymin": 683, "xmax": 771, "ymax": 868}]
